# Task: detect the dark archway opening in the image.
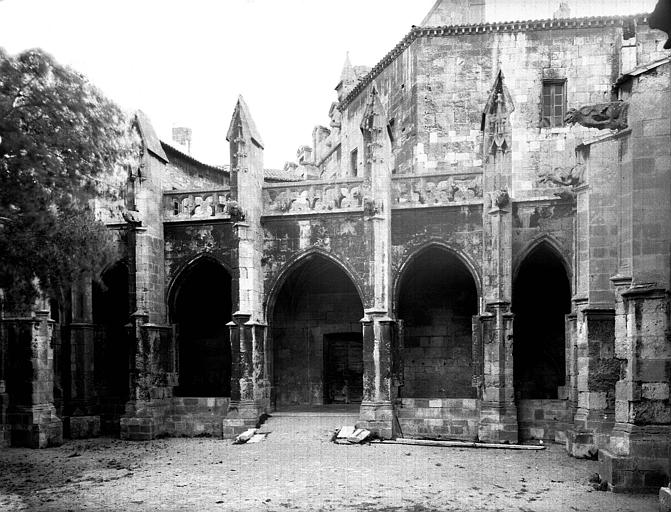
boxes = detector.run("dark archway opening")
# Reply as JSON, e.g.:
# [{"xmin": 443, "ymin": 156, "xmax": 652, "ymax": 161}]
[
  {"xmin": 397, "ymin": 247, "xmax": 478, "ymax": 398},
  {"xmin": 93, "ymin": 262, "xmax": 131, "ymax": 433},
  {"xmin": 171, "ymin": 258, "xmax": 232, "ymax": 397},
  {"xmin": 512, "ymin": 244, "xmax": 571, "ymax": 399},
  {"xmin": 271, "ymin": 255, "xmax": 364, "ymax": 407}
]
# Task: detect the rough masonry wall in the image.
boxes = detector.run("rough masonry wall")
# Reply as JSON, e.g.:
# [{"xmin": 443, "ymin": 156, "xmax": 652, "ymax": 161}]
[
  {"xmin": 413, "ymin": 26, "xmax": 623, "ymax": 198},
  {"xmin": 511, "ymin": 199, "xmax": 573, "ymax": 272},
  {"xmin": 391, "ymin": 206, "xmax": 483, "ymax": 292},
  {"xmin": 163, "ymin": 223, "xmax": 237, "ymax": 304},
  {"xmin": 339, "ymin": 44, "xmax": 418, "ymax": 176},
  {"xmin": 262, "ymin": 215, "xmax": 370, "ymax": 310},
  {"xmin": 272, "ymin": 290, "xmax": 363, "ymax": 407}
]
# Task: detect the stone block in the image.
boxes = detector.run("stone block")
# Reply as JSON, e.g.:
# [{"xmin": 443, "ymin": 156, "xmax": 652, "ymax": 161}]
[
  {"xmin": 68, "ymin": 415, "xmax": 101, "ymax": 439},
  {"xmin": 642, "ymin": 383, "xmax": 670, "ymax": 400}
]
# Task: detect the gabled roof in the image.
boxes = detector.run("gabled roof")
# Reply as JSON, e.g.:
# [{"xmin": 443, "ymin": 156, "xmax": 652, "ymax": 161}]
[
  {"xmin": 134, "ymin": 110, "xmax": 168, "ymax": 163},
  {"xmin": 263, "ymin": 168, "xmax": 305, "ymax": 182},
  {"xmin": 161, "ymin": 141, "xmax": 226, "ymax": 174},
  {"xmin": 226, "ymin": 95, "xmax": 264, "ymax": 149}
]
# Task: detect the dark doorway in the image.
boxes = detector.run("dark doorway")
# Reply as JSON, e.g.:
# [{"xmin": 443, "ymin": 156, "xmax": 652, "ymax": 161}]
[
  {"xmin": 92, "ymin": 262, "xmax": 131, "ymax": 433},
  {"xmin": 397, "ymin": 246, "xmax": 478, "ymax": 398},
  {"xmin": 171, "ymin": 257, "xmax": 232, "ymax": 397},
  {"xmin": 271, "ymin": 254, "xmax": 364, "ymax": 407},
  {"xmin": 513, "ymin": 243, "xmax": 571, "ymax": 399},
  {"xmin": 323, "ymin": 333, "xmax": 363, "ymax": 404}
]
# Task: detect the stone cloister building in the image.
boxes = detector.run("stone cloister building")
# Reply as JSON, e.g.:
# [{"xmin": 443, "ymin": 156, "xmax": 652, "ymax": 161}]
[{"xmin": 1, "ymin": 0, "xmax": 670, "ymax": 494}]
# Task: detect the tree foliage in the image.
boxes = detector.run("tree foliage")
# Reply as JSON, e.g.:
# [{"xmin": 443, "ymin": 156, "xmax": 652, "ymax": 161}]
[{"xmin": 0, "ymin": 48, "xmax": 136, "ymax": 310}]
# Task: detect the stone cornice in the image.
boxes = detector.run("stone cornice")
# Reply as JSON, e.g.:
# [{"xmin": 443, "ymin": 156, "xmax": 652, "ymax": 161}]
[{"xmin": 339, "ymin": 14, "xmax": 649, "ymax": 111}]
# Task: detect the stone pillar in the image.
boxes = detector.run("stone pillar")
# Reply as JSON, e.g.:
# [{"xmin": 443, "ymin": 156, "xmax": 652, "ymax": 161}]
[
  {"xmin": 120, "ymin": 112, "xmax": 177, "ymax": 440},
  {"xmin": 1, "ymin": 307, "xmax": 62, "ymax": 447},
  {"xmin": 599, "ymin": 281, "xmax": 671, "ymax": 493},
  {"xmin": 566, "ymin": 305, "xmax": 617, "ymax": 458},
  {"xmin": 222, "ymin": 313, "xmax": 263, "ymax": 438},
  {"xmin": 477, "ymin": 303, "xmax": 517, "ymax": 443},
  {"xmin": 66, "ymin": 273, "xmax": 100, "ymax": 438},
  {"xmin": 477, "ymin": 71, "xmax": 517, "ymax": 443},
  {"xmin": 120, "ymin": 312, "xmax": 177, "ymax": 441},
  {"xmin": 358, "ymin": 312, "xmax": 395, "ymax": 439},
  {"xmin": 221, "ymin": 96, "xmax": 268, "ymax": 438},
  {"xmin": 355, "ymin": 84, "xmax": 397, "ymax": 439}
]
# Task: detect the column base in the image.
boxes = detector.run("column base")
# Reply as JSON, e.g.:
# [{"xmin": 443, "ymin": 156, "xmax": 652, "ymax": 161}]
[
  {"xmin": 120, "ymin": 399, "xmax": 171, "ymax": 441},
  {"xmin": 566, "ymin": 410, "xmax": 614, "ymax": 458},
  {"xmin": 8, "ymin": 405, "xmax": 63, "ymax": 448},
  {"xmin": 222, "ymin": 400, "xmax": 264, "ymax": 439},
  {"xmin": 478, "ymin": 402, "xmax": 518, "ymax": 443},
  {"xmin": 357, "ymin": 401, "xmax": 395, "ymax": 439},
  {"xmin": 599, "ymin": 425, "xmax": 671, "ymax": 493},
  {"xmin": 67, "ymin": 415, "xmax": 101, "ymax": 439}
]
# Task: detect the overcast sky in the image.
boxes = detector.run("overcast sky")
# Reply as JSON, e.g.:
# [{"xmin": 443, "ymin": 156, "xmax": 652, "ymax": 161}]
[{"xmin": 0, "ymin": 0, "xmax": 658, "ymax": 168}]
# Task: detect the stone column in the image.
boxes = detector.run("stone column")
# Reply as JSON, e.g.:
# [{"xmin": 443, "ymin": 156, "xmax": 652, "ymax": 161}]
[
  {"xmin": 355, "ymin": 84, "xmax": 397, "ymax": 439},
  {"xmin": 566, "ymin": 305, "xmax": 617, "ymax": 458},
  {"xmin": 359, "ymin": 312, "xmax": 395, "ymax": 439},
  {"xmin": 120, "ymin": 312, "xmax": 177, "ymax": 441},
  {"xmin": 477, "ymin": 302, "xmax": 517, "ymax": 443},
  {"xmin": 222, "ymin": 97, "xmax": 268, "ymax": 437},
  {"xmin": 66, "ymin": 273, "xmax": 100, "ymax": 438},
  {"xmin": 1, "ymin": 306, "xmax": 62, "ymax": 447},
  {"xmin": 476, "ymin": 71, "xmax": 517, "ymax": 443},
  {"xmin": 599, "ymin": 281, "xmax": 671, "ymax": 493},
  {"xmin": 120, "ymin": 112, "xmax": 176, "ymax": 440}
]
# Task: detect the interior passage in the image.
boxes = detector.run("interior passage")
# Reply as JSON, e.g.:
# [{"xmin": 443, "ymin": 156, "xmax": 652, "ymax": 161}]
[
  {"xmin": 171, "ymin": 258, "xmax": 232, "ymax": 397},
  {"xmin": 513, "ymin": 244, "xmax": 571, "ymax": 399},
  {"xmin": 92, "ymin": 262, "xmax": 131, "ymax": 433},
  {"xmin": 272, "ymin": 255, "xmax": 363, "ymax": 407},
  {"xmin": 397, "ymin": 247, "xmax": 478, "ymax": 398}
]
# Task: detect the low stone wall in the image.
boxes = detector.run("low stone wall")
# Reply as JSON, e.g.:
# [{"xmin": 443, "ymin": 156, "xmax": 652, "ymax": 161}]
[
  {"xmin": 165, "ymin": 397, "xmax": 230, "ymax": 437},
  {"xmin": 517, "ymin": 399, "xmax": 571, "ymax": 442},
  {"xmin": 121, "ymin": 397, "xmax": 230, "ymax": 440},
  {"xmin": 397, "ymin": 398, "xmax": 479, "ymax": 440}
]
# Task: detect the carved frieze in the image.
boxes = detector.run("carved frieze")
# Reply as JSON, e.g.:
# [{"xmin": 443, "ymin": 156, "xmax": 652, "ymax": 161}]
[
  {"xmin": 163, "ymin": 189, "xmax": 233, "ymax": 221},
  {"xmin": 564, "ymin": 102, "xmax": 628, "ymax": 130},
  {"xmin": 262, "ymin": 180, "xmax": 366, "ymax": 215},
  {"xmin": 392, "ymin": 173, "xmax": 483, "ymax": 208}
]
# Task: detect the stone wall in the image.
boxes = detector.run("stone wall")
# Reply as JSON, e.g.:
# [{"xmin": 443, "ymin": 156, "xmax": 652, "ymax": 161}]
[
  {"xmin": 518, "ymin": 399, "xmax": 572, "ymax": 442},
  {"xmin": 397, "ymin": 398, "xmax": 480, "ymax": 440}
]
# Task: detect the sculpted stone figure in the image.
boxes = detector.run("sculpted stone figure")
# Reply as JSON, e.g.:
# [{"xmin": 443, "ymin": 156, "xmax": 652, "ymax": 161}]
[
  {"xmin": 564, "ymin": 101, "xmax": 628, "ymax": 130},
  {"xmin": 538, "ymin": 164, "xmax": 585, "ymax": 188}
]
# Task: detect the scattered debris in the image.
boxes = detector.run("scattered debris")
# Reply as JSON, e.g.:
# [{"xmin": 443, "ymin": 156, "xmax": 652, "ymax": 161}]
[
  {"xmin": 247, "ymin": 433, "xmax": 268, "ymax": 444},
  {"xmin": 386, "ymin": 438, "xmax": 546, "ymax": 450},
  {"xmin": 332, "ymin": 426, "xmax": 371, "ymax": 444},
  {"xmin": 233, "ymin": 428, "xmax": 258, "ymax": 444},
  {"xmin": 347, "ymin": 428, "xmax": 371, "ymax": 444}
]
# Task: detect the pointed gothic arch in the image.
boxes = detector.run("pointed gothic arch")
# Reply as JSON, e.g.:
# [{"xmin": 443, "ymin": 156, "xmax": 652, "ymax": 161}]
[
  {"xmin": 269, "ymin": 251, "xmax": 365, "ymax": 407},
  {"xmin": 512, "ymin": 240, "xmax": 571, "ymax": 399},
  {"xmin": 168, "ymin": 255, "xmax": 233, "ymax": 397},
  {"xmin": 395, "ymin": 243, "xmax": 479, "ymax": 398}
]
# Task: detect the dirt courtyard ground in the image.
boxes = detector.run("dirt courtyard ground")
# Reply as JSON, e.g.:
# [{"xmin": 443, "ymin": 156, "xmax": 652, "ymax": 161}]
[{"xmin": 0, "ymin": 412, "xmax": 659, "ymax": 511}]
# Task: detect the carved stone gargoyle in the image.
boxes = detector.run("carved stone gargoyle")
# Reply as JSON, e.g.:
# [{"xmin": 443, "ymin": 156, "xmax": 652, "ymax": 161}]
[
  {"xmin": 650, "ymin": 0, "xmax": 671, "ymax": 49},
  {"xmin": 538, "ymin": 164, "xmax": 585, "ymax": 201},
  {"xmin": 564, "ymin": 102, "xmax": 629, "ymax": 130},
  {"xmin": 362, "ymin": 196, "xmax": 379, "ymax": 216},
  {"xmin": 225, "ymin": 200, "xmax": 246, "ymax": 222}
]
